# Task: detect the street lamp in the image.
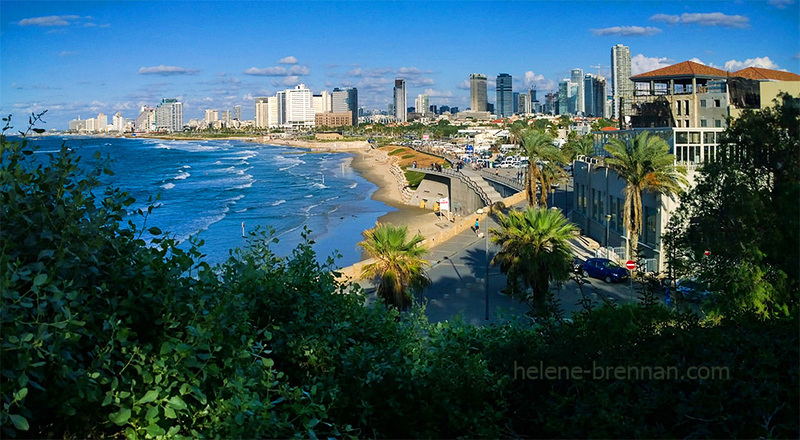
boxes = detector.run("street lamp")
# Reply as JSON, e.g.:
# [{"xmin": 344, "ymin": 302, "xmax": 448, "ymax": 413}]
[
  {"xmin": 477, "ymin": 208, "xmax": 489, "ymax": 321},
  {"xmin": 605, "ymin": 214, "xmax": 612, "ymax": 248}
]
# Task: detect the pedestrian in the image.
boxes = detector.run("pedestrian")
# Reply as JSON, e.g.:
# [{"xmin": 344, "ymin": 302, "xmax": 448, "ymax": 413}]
[{"xmin": 475, "ymin": 218, "xmax": 480, "ymax": 236}]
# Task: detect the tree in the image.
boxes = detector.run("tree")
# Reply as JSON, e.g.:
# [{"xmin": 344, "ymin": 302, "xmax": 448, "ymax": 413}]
[
  {"xmin": 359, "ymin": 223, "xmax": 430, "ymax": 309},
  {"xmin": 603, "ymin": 131, "xmax": 688, "ymax": 261},
  {"xmin": 520, "ymin": 129, "xmax": 566, "ymax": 207},
  {"xmin": 562, "ymin": 135, "xmax": 594, "ymax": 161},
  {"xmin": 489, "ymin": 207, "xmax": 578, "ymax": 313},
  {"xmin": 665, "ymin": 94, "xmax": 799, "ymax": 318}
]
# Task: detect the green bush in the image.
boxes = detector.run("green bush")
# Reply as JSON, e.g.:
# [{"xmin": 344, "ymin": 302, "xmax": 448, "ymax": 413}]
[{"xmin": 1, "ymin": 118, "xmax": 797, "ymax": 438}]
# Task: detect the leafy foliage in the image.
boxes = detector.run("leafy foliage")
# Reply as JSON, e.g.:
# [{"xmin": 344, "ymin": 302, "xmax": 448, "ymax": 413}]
[
  {"xmin": 358, "ymin": 223, "xmax": 430, "ymax": 309},
  {"xmin": 1, "ymin": 115, "xmax": 797, "ymax": 438},
  {"xmin": 665, "ymin": 94, "xmax": 799, "ymax": 318},
  {"xmin": 490, "ymin": 208, "xmax": 578, "ymax": 313}
]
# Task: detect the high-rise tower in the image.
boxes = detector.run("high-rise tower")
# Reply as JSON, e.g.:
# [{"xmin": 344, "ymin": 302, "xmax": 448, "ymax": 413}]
[
  {"xmin": 333, "ymin": 87, "xmax": 358, "ymax": 125},
  {"xmin": 496, "ymin": 73, "xmax": 513, "ymax": 117},
  {"xmin": 393, "ymin": 79, "xmax": 407, "ymax": 122},
  {"xmin": 571, "ymin": 68, "xmax": 585, "ymax": 115},
  {"xmin": 469, "ymin": 73, "xmax": 487, "ymax": 112},
  {"xmin": 611, "ymin": 44, "xmax": 633, "ymax": 120}
]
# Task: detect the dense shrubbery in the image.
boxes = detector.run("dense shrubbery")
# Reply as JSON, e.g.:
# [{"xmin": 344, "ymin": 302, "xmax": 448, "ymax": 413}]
[{"xmin": 1, "ymin": 118, "xmax": 797, "ymax": 438}]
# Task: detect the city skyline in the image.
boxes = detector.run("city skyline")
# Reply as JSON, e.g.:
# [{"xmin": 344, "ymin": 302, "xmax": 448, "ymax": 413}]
[{"xmin": 1, "ymin": 1, "xmax": 798, "ymax": 128}]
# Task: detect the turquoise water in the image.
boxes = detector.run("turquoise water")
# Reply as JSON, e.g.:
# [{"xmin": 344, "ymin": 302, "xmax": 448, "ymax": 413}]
[{"xmin": 21, "ymin": 136, "xmax": 394, "ymax": 267}]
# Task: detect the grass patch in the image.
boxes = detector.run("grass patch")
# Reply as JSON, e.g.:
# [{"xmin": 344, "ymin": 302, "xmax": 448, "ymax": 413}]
[
  {"xmin": 389, "ymin": 148, "xmax": 406, "ymax": 156},
  {"xmin": 401, "ymin": 154, "xmax": 415, "ymax": 159},
  {"xmin": 404, "ymin": 169, "xmax": 426, "ymax": 189}
]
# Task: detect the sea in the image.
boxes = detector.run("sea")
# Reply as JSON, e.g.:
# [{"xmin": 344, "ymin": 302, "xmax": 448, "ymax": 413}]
[{"xmin": 16, "ymin": 136, "xmax": 395, "ymax": 268}]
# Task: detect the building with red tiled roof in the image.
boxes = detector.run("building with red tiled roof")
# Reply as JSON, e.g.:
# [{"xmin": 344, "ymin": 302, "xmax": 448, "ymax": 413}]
[
  {"xmin": 631, "ymin": 61, "xmax": 729, "ymax": 80},
  {"xmin": 732, "ymin": 67, "xmax": 800, "ymax": 82},
  {"xmin": 625, "ymin": 60, "xmax": 799, "ymax": 130}
]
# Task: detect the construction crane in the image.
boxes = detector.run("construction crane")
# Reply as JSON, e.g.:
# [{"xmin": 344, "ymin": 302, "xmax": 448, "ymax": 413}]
[{"xmin": 591, "ymin": 64, "xmax": 604, "ymax": 77}]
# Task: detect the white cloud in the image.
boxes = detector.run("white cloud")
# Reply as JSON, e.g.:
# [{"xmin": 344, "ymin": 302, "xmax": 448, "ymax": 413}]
[
  {"xmin": 649, "ymin": 14, "xmax": 680, "ymax": 24},
  {"xmin": 138, "ymin": 65, "xmax": 198, "ymax": 76},
  {"xmin": 410, "ymin": 77, "xmax": 435, "ymax": 87},
  {"xmin": 18, "ymin": 15, "xmax": 80, "ymax": 26},
  {"xmin": 59, "ymin": 51, "xmax": 79, "ymax": 57},
  {"xmin": 273, "ymin": 76, "xmax": 301, "ymax": 87},
  {"xmin": 457, "ymin": 80, "xmax": 470, "ymax": 90},
  {"xmin": 631, "ymin": 54, "xmax": 673, "ymax": 75},
  {"xmin": 723, "ymin": 56, "xmax": 781, "ymax": 71},
  {"xmin": 289, "ymin": 65, "xmax": 311, "ymax": 75},
  {"xmin": 422, "ymin": 88, "xmax": 453, "ymax": 98},
  {"xmin": 279, "ymin": 56, "xmax": 298, "ymax": 64},
  {"xmin": 769, "ymin": 0, "xmax": 794, "ymax": 8},
  {"xmin": 347, "ymin": 67, "xmax": 392, "ymax": 78},
  {"xmin": 591, "ymin": 26, "xmax": 662, "ymax": 36},
  {"xmin": 523, "ymin": 71, "xmax": 556, "ymax": 91},
  {"xmin": 243, "ymin": 66, "xmax": 287, "ymax": 76},
  {"xmin": 398, "ymin": 66, "xmax": 423, "ymax": 75},
  {"xmin": 650, "ymin": 12, "xmax": 749, "ymax": 28}
]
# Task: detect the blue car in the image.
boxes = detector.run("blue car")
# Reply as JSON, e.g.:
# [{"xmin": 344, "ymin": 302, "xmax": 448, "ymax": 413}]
[{"xmin": 582, "ymin": 258, "xmax": 629, "ymax": 283}]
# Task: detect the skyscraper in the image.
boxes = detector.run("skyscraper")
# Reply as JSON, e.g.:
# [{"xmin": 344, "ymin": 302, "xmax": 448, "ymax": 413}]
[
  {"xmin": 393, "ymin": 78, "xmax": 407, "ymax": 122},
  {"xmin": 415, "ymin": 94, "xmax": 429, "ymax": 116},
  {"xmin": 611, "ymin": 44, "xmax": 633, "ymax": 120},
  {"xmin": 571, "ymin": 68, "xmax": 585, "ymax": 115},
  {"xmin": 469, "ymin": 73, "xmax": 487, "ymax": 112},
  {"xmin": 233, "ymin": 105, "xmax": 242, "ymax": 121},
  {"xmin": 496, "ymin": 73, "xmax": 513, "ymax": 117},
  {"xmin": 332, "ymin": 87, "xmax": 358, "ymax": 125}
]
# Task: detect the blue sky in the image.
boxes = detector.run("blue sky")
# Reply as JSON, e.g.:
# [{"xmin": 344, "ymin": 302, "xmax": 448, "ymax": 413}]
[{"xmin": 2, "ymin": 0, "xmax": 798, "ymax": 129}]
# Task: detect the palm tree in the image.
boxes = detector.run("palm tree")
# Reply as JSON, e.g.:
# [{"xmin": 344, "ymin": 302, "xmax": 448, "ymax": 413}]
[
  {"xmin": 563, "ymin": 135, "xmax": 594, "ymax": 162},
  {"xmin": 490, "ymin": 207, "xmax": 578, "ymax": 313},
  {"xmin": 603, "ymin": 131, "xmax": 688, "ymax": 261},
  {"xmin": 359, "ymin": 223, "xmax": 430, "ymax": 309},
  {"xmin": 520, "ymin": 129, "xmax": 567, "ymax": 207}
]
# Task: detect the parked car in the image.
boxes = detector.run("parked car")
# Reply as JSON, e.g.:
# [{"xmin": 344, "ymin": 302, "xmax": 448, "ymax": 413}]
[
  {"xmin": 582, "ymin": 258, "xmax": 629, "ymax": 283},
  {"xmin": 675, "ymin": 278, "xmax": 711, "ymax": 302}
]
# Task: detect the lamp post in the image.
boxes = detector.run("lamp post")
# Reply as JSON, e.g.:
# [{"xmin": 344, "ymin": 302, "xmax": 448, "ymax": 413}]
[
  {"xmin": 477, "ymin": 208, "xmax": 489, "ymax": 321},
  {"xmin": 605, "ymin": 214, "xmax": 612, "ymax": 248}
]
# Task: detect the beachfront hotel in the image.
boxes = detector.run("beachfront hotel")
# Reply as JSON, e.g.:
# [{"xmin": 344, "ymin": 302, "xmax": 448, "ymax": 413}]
[{"xmin": 572, "ymin": 61, "xmax": 800, "ymax": 272}]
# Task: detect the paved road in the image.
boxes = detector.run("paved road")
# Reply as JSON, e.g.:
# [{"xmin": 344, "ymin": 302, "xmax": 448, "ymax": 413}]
[
  {"xmin": 418, "ymin": 210, "xmax": 642, "ymax": 325},
  {"xmin": 354, "ymin": 174, "xmax": 644, "ymax": 325}
]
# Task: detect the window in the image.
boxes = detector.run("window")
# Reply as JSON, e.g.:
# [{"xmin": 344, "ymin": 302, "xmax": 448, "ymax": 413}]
[
  {"xmin": 591, "ymin": 189, "xmax": 597, "ymax": 220},
  {"xmin": 644, "ymin": 207, "xmax": 658, "ymax": 245},
  {"xmin": 616, "ymin": 197, "xmax": 624, "ymax": 231},
  {"xmin": 700, "ymin": 119, "xmax": 708, "ymax": 127},
  {"xmin": 676, "ymin": 120, "xmax": 682, "ymax": 127},
  {"xmin": 703, "ymin": 132, "xmax": 715, "ymax": 144},
  {"xmin": 700, "ymin": 99, "xmax": 707, "ymax": 108},
  {"xmin": 675, "ymin": 101, "xmax": 681, "ymax": 116},
  {"xmin": 684, "ymin": 100, "xmax": 690, "ymax": 116},
  {"xmin": 714, "ymin": 119, "xmax": 722, "ymax": 128},
  {"xmin": 689, "ymin": 132, "xmax": 701, "ymax": 143},
  {"xmin": 676, "ymin": 131, "xmax": 688, "ymax": 144},
  {"xmin": 714, "ymin": 99, "xmax": 721, "ymax": 108}
]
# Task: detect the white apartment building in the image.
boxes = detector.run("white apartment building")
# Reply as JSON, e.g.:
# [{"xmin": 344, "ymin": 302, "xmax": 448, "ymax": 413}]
[
  {"xmin": 313, "ymin": 90, "xmax": 332, "ymax": 114},
  {"xmin": 154, "ymin": 99, "xmax": 183, "ymax": 132},
  {"xmin": 255, "ymin": 84, "xmax": 315, "ymax": 129},
  {"xmin": 415, "ymin": 94, "xmax": 429, "ymax": 116},
  {"xmin": 205, "ymin": 109, "xmax": 219, "ymax": 124}
]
